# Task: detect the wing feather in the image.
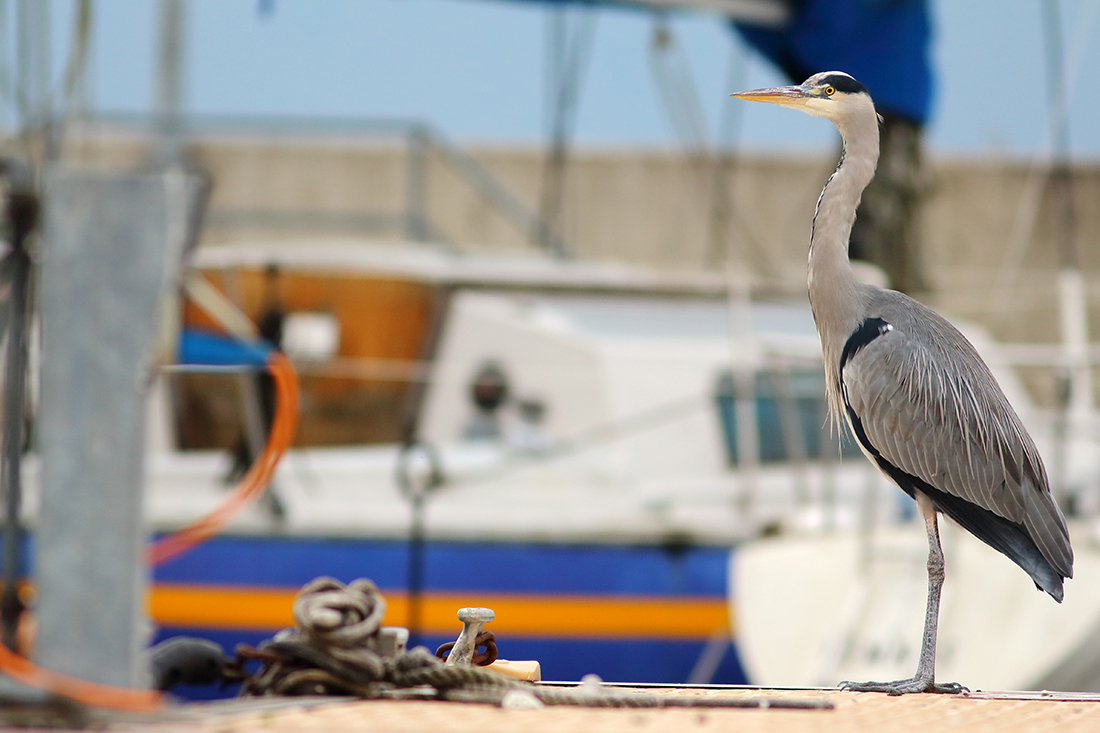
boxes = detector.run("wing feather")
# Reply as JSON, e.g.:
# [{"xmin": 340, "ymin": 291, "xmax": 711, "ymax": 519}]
[{"xmin": 839, "ymin": 294, "xmax": 1071, "ymax": 580}]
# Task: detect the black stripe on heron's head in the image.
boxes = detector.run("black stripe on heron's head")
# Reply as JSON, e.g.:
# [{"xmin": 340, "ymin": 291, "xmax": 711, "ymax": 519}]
[
  {"xmin": 818, "ymin": 73, "xmax": 869, "ymax": 96},
  {"xmin": 840, "ymin": 317, "xmax": 893, "ymax": 370}
]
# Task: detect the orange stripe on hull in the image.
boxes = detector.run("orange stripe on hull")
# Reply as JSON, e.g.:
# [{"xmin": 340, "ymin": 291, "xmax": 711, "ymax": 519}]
[{"xmin": 148, "ymin": 585, "xmax": 732, "ymax": 640}]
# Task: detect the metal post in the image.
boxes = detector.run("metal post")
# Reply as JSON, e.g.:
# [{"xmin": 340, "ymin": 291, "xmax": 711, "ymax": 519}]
[
  {"xmin": 15, "ymin": 0, "xmax": 49, "ymax": 133},
  {"xmin": 1042, "ymin": 0, "xmax": 1088, "ymax": 509},
  {"xmin": 35, "ymin": 169, "xmax": 196, "ymax": 687},
  {"xmin": 156, "ymin": 0, "xmax": 187, "ymax": 165},
  {"xmin": 727, "ymin": 271, "xmax": 758, "ymax": 515},
  {"xmin": 405, "ymin": 127, "xmax": 431, "ymax": 242},
  {"xmin": 407, "ymin": 493, "xmax": 426, "ymax": 649},
  {"xmin": 396, "ymin": 441, "xmax": 443, "ymax": 650},
  {"xmin": 768, "ymin": 366, "xmax": 809, "ymax": 506}
]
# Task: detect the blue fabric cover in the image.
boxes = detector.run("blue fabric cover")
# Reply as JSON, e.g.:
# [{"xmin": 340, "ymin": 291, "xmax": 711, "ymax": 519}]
[
  {"xmin": 178, "ymin": 329, "xmax": 271, "ymax": 367},
  {"xmin": 735, "ymin": 0, "xmax": 932, "ymax": 124}
]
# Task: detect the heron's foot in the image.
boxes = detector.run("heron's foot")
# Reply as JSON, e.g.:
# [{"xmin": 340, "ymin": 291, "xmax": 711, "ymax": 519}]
[{"xmin": 839, "ymin": 678, "xmax": 967, "ymax": 696}]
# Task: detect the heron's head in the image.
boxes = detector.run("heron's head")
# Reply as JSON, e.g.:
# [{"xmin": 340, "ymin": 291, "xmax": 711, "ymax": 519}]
[{"xmin": 731, "ymin": 72, "xmax": 875, "ymax": 126}]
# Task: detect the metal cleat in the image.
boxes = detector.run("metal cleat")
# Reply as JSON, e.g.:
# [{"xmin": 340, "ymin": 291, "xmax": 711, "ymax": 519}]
[{"xmin": 445, "ymin": 607, "xmax": 495, "ymax": 666}]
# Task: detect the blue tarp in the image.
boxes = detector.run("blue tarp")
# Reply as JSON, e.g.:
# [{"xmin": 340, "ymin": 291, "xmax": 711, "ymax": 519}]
[
  {"xmin": 178, "ymin": 329, "xmax": 271, "ymax": 367},
  {"xmin": 735, "ymin": 0, "xmax": 933, "ymax": 124}
]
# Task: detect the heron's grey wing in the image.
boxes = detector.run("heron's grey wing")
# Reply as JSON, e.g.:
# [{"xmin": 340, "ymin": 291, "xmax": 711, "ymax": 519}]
[{"xmin": 840, "ymin": 323, "xmax": 1072, "ymax": 582}]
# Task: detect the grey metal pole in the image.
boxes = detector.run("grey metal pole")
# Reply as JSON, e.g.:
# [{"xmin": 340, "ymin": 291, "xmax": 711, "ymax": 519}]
[
  {"xmin": 35, "ymin": 169, "xmax": 197, "ymax": 687},
  {"xmin": 405, "ymin": 127, "xmax": 431, "ymax": 242},
  {"xmin": 156, "ymin": 0, "xmax": 187, "ymax": 165},
  {"xmin": 15, "ymin": 0, "xmax": 50, "ymax": 133}
]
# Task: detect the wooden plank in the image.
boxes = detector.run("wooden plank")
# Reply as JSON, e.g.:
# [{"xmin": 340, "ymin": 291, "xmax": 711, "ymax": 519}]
[{"xmin": 99, "ymin": 688, "xmax": 1100, "ymax": 733}]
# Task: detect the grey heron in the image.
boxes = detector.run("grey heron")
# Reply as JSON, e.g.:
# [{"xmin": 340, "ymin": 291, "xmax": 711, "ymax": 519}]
[{"xmin": 733, "ymin": 72, "xmax": 1073, "ymax": 694}]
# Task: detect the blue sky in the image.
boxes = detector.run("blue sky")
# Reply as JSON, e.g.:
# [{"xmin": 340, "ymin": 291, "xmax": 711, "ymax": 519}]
[{"xmin": 46, "ymin": 0, "xmax": 1100, "ymax": 158}]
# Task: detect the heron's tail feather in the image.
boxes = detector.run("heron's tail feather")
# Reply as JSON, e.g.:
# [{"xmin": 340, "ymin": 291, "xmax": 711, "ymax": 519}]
[
  {"xmin": 870, "ymin": 455, "xmax": 1070, "ymax": 603},
  {"xmin": 920, "ymin": 482, "xmax": 1068, "ymax": 603}
]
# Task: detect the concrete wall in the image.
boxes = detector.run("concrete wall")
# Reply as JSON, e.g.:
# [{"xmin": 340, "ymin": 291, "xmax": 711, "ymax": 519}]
[{"xmin": 60, "ymin": 128, "xmax": 1100, "ymax": 405}]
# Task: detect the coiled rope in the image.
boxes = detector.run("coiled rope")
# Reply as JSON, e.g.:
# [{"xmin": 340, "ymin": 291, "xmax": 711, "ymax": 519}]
[
  {"xmin": 231, "ymin": 577, "xmax": 520, "ymax": 698},
  {"xmin": 230, "ymin": 577, "xmax": 834, "ymax": 711}
]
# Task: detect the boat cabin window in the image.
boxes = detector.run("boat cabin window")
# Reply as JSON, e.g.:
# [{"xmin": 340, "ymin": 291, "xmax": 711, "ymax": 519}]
[{"xmin": 714, "ymin": 368, "xmax": 861, "ymax": 465}]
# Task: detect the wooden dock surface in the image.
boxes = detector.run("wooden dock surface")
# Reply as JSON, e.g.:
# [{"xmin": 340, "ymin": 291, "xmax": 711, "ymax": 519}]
[{"xmin": 93, "ymin": 687, "xmax": 1100, "ymax": 733}]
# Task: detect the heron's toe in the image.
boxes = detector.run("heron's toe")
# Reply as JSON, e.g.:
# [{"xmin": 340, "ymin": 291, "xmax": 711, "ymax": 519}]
[
  {"xmin": 839, "ymin": 678, "xmax": 966, "ymax": 695},
  {"xmin": 928, "ymin": 681, "xmax": 968, "ymax": 695}
]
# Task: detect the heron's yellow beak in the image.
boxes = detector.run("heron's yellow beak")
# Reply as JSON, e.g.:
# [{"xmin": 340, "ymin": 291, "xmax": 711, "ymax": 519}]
[{"xmin": 730, "ymin": 85, "xmax": 811, "ymax": 107}]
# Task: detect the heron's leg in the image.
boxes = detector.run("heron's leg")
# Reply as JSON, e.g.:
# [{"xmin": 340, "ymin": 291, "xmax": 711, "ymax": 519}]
[{"xmin": 839, "ymin": 493, "xmax": 967, "ymax": 695}]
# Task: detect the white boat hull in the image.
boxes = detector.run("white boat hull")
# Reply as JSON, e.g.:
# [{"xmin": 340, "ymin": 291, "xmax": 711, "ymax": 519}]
[{"xmin": 733, "ymin": 522, "xmax": 1100, "ymax": 691}]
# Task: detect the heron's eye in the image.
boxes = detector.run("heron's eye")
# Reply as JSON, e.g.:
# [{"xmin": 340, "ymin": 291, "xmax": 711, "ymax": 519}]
[{"xmin": 824, "ymin": 86, "xmax": 836, "ymax": 97}]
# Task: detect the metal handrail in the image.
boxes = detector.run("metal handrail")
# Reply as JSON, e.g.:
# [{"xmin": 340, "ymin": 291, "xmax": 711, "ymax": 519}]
[{"xmin": 74, "ymin": 111, "xmax": 570, "ymax": 256}]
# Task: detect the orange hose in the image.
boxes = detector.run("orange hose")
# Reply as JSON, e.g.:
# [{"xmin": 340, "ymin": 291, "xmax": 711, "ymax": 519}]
[
  {"xmin": 0, "ymin": 642, "xmax": 163, "ymax": 712},
  {"xmin": 148, "ymin": 350, "xmax": 300, "ymax": 566}
]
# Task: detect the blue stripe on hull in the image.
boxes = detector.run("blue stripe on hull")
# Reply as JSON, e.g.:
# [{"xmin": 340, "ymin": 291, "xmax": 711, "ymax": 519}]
[
  {"xmin": 3, "ymin": 534, "xmax": 743, "ymax": 699},
  {"xmin": 152, "ymin": 536, "xmax": 731, "ymax": 597},
  {"xmin": 151, "ymin": 536, "xmax": 743, "ymax": 699}
]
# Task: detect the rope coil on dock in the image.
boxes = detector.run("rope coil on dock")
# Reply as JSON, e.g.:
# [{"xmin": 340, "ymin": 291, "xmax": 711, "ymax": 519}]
[
  {"xmin": 230, "ymin": 577, "xmax": 519, "ymax": 698},
  {"xmin": 229, "ymin": 577, "xmax": 833, "ymax": 711}
]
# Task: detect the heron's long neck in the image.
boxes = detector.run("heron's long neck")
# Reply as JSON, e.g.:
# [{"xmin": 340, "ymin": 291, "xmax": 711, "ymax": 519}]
[{"xmin": 808, "ymin": 113, "xmax": 880, "ymax": 363}]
